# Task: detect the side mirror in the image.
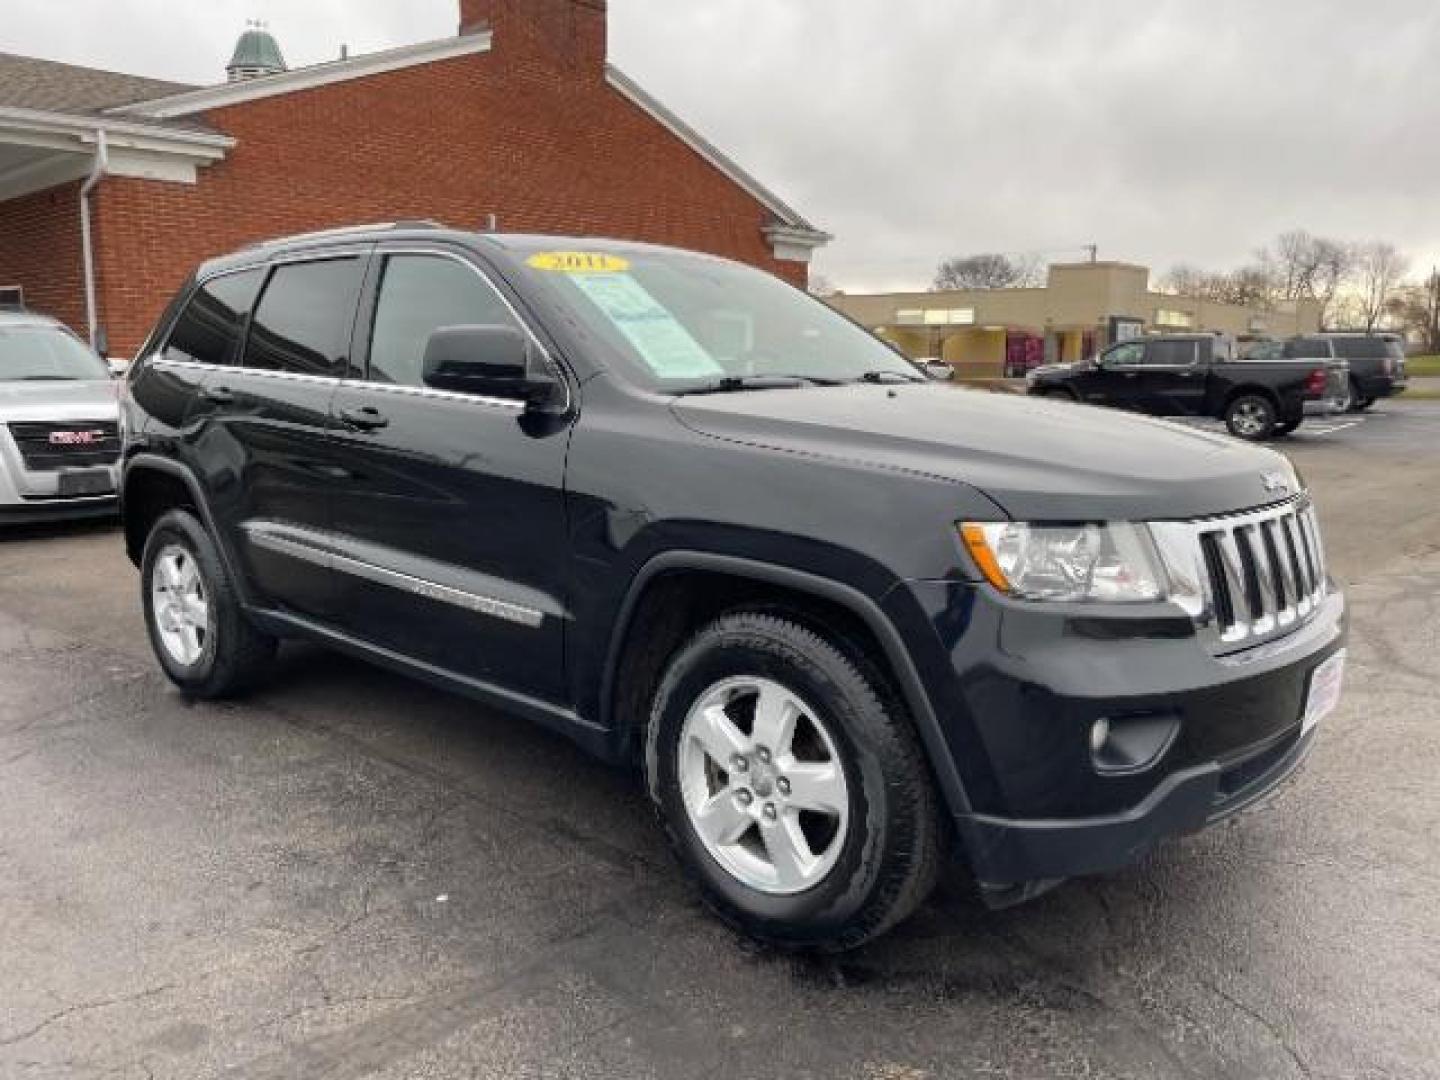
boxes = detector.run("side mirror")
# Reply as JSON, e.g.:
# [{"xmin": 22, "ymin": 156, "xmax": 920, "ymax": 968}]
[
  {"xmin": 422, "ymin": 325, "xmax": 561, "ymax": 410},
  {"xmin": 920, "ymin": 361, "xmax": 954, "ymax": 381}
]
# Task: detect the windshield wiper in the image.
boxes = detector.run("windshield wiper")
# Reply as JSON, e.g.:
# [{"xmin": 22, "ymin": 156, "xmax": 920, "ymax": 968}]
[
  {"xmin": 857, "ymin": 370, "xmax": 927, "ymax": 384},
  {"xmin": 676, "ymin": 374, "xmax": 842, "ymax": 396},
  {"xmin": 18, "ymin": 376, "xmax": 77, "ymax": 382}
]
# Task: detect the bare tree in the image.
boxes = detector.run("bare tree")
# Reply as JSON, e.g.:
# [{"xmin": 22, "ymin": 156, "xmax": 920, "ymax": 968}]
[
  {"xmin": 1386, "ymin": 268, "xmax": 1440, "ymax": 351},
  {"xmin": 1160, "ymin": 262, "xmax": 1276, "ymax": 307},
  {"xmin": 808, "ymin": 274, "xmax": 840, "ymax": 299},
  {"xmin": 1259, "ymin": 231, "xmax": 1353, "ymax": 325},
  {"xmin": 933, "ymin": 253, "xmax": 1037, "ymax": 290},
  {"xmin": 1352, "ymin": 242, "xmax": 1409, "ymax": 333}
]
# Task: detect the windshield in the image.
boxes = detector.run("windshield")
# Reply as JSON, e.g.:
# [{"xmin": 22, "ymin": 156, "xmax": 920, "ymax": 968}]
[
  {"xmin": 0, "ymin": 325, "xmax": 109, "ymax": 382},
  {"xmin": 517, "ymin": 247, "xmax": 920, "ymax": 391}
]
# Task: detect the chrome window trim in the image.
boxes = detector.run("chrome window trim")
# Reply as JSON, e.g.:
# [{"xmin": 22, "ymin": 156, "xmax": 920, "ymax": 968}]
[
  {"xmin": 148, "ymin": 355, "xmax": 526, "ymax": 412},
  {"xmin": 246, "ymin": 527, "xmax": 545, "ymax": 629},
  {"xmin": 174, "ymin": 245, "xmax": 571, "ymax": 414}
]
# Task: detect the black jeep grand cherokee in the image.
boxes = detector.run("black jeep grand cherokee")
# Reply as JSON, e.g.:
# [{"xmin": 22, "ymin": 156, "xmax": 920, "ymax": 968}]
[{"xmin": 121, "ymin": 225, "xmax": 1347, "ymax": 951}]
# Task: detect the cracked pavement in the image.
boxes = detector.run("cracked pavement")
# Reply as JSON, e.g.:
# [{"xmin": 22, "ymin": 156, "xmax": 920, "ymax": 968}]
[{"xmin": 1, "ymin": 403, "xmax": 1438, "ymax": 1079}]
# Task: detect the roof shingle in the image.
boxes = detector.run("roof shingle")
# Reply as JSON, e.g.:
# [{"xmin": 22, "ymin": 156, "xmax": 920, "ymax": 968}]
[{"xmin": 0, "ymin": 51, "xmax": 196, "ymax": 115}]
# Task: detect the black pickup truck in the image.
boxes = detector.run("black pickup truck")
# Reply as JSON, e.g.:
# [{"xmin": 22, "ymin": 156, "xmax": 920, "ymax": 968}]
[{"xmin": 1026, "ymin": 334, "xmax": 1348, "ymax": 439}]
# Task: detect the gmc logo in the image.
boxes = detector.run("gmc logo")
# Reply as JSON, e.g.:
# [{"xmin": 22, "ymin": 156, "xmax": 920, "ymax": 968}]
[{"xmin": 48, "ymin": 430, "xmax": 104, "ymax": 446}]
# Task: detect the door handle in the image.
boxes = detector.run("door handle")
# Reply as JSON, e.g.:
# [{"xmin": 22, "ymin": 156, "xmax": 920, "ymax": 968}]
[
  {"xmin": 339, "ymin": 406, "xmax": 390, "ymax": 432},
  {"xmin": 201, "ymin": 385, "xmax": 236, "ymax": 405}
]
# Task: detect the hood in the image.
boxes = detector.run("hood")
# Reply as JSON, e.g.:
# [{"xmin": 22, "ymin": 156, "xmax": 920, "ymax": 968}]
[
  {"xmin": 0, "ymin": 380, "xmax": 118, "ymax": 423},
  {"xmin": 1028, "ymin": 362, "xmax": 1078, "ymax": 379},
  {"xmin": 672, "ymin": 383, "xmax": 1296, "ymax": 521}
]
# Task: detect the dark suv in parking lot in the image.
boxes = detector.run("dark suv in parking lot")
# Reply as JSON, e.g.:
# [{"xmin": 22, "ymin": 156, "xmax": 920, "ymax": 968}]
[
  {"xmin": 121, "ymin": 225, "xmax": 1347, "ymax": 950},
  {"xmin": 1284, "ymin": 333, "xmax": 1407, "ymax": 411}
]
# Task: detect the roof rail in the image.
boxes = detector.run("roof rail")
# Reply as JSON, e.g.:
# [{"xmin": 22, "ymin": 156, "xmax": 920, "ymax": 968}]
[{"xmin": 242, "ymin": 220, "xmax": 447, "ymax": 251}]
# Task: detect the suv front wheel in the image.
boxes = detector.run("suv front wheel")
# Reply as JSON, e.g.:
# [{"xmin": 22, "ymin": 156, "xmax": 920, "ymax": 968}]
[
  {"xmin": 141, "ymin": 509, "xmax": 277, "ymax": 698},
  {"xmin": 646, "ymin": 611, "xmax": 941, "ymax": 952}
]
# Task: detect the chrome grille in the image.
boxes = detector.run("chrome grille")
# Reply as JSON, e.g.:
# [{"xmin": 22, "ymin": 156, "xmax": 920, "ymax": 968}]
[
  {"xmin": 6, "ymin": 420, "xmax": 120, "ymax": 471},
  {"xmin": 1152, "ymin": 497, "xmax": 1329, "ymax": 653}
]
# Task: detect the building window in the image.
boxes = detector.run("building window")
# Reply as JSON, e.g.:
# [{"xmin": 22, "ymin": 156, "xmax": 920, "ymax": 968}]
[
  {"xmin": 896, "ymin": 308, "xmax": 975, "ymax": 327},
  {"xmin": 1155, "ymin": 309, "xmax": 1195, "ymax": 329}
]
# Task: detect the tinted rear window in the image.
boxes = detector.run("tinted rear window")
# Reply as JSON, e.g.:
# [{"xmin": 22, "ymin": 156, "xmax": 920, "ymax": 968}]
[
  {"xmin": 1332, "ymin": 337, "xmax": 1389, "ymax": 360},
  {"xmin": 244, "ymin": 258, "xmax": 366, "ymax": 377},
  {"xmin": 1147, "ymin": 340, "xmax": 1198, "ymax": 366},
  {"xmin": 162, "ymin": 269, "xmax": 264, "ymax": 368}
]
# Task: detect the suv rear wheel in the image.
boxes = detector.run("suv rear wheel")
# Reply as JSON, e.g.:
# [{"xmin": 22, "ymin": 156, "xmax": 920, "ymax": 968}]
[
  {"xmin": 1225, "ymin": 393, "xmax": 1277, "ymax": 440},
  {"xmin": 645, "ymin": 611, "xmax": 941, "ymax": 952},
  {"xmin": 141, "ymin": 509, "xmax": 277, "ymax": 698}
]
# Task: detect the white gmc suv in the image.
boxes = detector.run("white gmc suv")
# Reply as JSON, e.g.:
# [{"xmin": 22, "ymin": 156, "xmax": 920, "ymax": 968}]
[{"xmin": 0, "ymin": 311, "xmax": 121, "ymax": 524}]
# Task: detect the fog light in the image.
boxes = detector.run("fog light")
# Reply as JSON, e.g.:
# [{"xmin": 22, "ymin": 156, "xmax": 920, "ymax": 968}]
[{"xmin": 1090, "ymin": 712, "xmax": 1182, "ymax": 775}]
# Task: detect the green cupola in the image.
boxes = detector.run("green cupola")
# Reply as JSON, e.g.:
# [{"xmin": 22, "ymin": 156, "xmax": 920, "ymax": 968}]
[{"xmin": 226, "ymin": 22, "xmax": 287, "ymax": 83}]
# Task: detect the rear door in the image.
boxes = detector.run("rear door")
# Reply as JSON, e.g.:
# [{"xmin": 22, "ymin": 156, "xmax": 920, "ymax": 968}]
[
  {"xmin": 196, "ymin": 249, "xmax": 370, "ymax": 621},
  {"xmin": 325, "ymin": 245, "xmax": 573, "ymax": 702},
  {"xmin": 1330, "ymin": 337, "xmax": 1388, "ymax": 398},
  {"xmin": 1136, "ymin": 338, "xmax": 1206, "ymax": 415}
]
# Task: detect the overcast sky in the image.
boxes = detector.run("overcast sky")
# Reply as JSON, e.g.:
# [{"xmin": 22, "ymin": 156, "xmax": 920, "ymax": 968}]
[{"xmin": 5, "ymin": 0, "xmax": 1438, "ymax": 290}]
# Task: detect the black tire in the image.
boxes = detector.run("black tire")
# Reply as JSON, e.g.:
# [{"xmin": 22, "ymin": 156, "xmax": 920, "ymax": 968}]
[
  {"xmin": 645, "ymin": 610, "xmax": 942, "ymax": 953},
  {"xmin": 1225, "ymin": 393, "xmax": 1277, "ymax": 440},
  {"xmin": 1346, "ymin": 378, "xmax": 1367, "ymax": 413},
  {"xmin": 141, "ymin": 509, "xmax": 276, "ymax": 698},
  {"xmin": 1035, "ymin": 387, "xmax": 1078, "ymax": 402}
]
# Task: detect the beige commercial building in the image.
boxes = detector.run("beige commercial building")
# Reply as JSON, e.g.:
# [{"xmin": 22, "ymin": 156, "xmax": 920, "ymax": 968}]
[{"xmin": 829, "ymin": 261, "xmax": 1323, "ymax": 380}]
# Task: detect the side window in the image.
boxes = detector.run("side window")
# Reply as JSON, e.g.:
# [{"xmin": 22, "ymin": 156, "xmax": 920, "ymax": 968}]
[
  {"xmin": 1333, "ymin": 337, "xmax": 1387, "ymax": 360},
  {"xmin": 243, "ymin": 258, "xmax": 366, "ymax": 377},
  {"xmin": 1285, "ymin": 337, "xmax": 1331, "ymax": 359},
  {"xmin": 1105, "ymin": 342, "xmax": 1145, "ymax": 367},
  {"xmin": 367, "ymin": 254, "xmax": 519, "ymax": 387},
  {"xmin": 1146, "ymin": 340, "xmax": 1198, "ymax": 367},
  {"xmin": 161, "ymin": 269, "xmax": 263, "ymax": 367}
]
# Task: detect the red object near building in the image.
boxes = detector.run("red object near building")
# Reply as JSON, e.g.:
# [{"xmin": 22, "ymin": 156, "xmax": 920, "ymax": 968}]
[{"xmin": 0, "ymin": 0, "xmax": 829, "ymax": 357}]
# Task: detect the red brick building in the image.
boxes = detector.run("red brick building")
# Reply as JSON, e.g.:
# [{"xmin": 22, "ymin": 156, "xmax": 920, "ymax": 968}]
[{"xmin": 0, "ymin": 0, "xmax": 829, "ymax": 356}]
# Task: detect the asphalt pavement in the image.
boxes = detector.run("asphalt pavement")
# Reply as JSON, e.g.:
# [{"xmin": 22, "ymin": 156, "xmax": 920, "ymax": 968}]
[{"xmin": 2, "ymin": 402, "xmax": 1438, "ymax": 1079}]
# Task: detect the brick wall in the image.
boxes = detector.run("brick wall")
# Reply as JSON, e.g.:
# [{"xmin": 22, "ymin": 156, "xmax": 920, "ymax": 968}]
[
  {"xmin": 0, "ymin": 182, "xmax": 88, "ymax": 336},
  {"xmin": 86, "ymin": 0, "xmax": 807, "ymax": 355}
]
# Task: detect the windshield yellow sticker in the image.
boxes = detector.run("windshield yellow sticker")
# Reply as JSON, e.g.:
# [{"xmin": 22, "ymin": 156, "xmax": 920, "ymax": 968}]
[{"xmin": 528, "ymin": 251, "xmax": 631, "ymax": 274}]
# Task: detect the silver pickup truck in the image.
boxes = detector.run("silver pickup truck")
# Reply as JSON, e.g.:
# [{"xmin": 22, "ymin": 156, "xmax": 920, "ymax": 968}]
[{"xmin": 0, "ymin": 311, "xmax": 121, "ymax": 524}]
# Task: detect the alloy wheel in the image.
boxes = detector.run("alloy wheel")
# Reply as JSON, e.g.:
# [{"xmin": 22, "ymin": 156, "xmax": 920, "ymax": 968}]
[
  {"xmin": 677, "ymin": 676, "xmax": 850, "ymax": 895},
  {"xmin": 1231, "ymin": 400, "xmax": 1268, "ymax": 437},
  {"xmin": 151, "ymin": 544, "xmax": 211, "ymax": 667}
]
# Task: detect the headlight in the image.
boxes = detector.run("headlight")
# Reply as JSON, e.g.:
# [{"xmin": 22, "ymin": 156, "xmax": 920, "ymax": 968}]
[{"xmin": 960, "ymin": 522, "xmax": 1166, "ymax": 603}]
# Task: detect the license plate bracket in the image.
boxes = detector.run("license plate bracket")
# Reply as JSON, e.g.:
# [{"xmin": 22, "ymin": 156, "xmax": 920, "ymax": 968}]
[{"xmin": 58, "ymin": 469, "xmax": 115, "ymax": 498}]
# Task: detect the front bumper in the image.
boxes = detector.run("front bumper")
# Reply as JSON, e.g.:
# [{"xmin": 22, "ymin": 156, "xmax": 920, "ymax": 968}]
[
  {"xmin": 963, "ymin": 715, "xmax": 1320, "ymax": 886},
  {"xmin": 892, "ymin": 578, "xmax": 1346, "ymax": 890},
  {"xmin": 0, "ymin": 496, "xmax": 119, "ymax": 525}
]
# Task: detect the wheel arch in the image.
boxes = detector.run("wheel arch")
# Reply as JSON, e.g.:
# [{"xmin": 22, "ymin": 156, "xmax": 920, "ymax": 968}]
[
  {"xmin": 121, "ymin": 456, "xmax": 252, "ymax": 607},
  {"xmin": 1222, "ymin": 384, "xmax": 1280, "ymax": 412},
  {"xmin": 600, "ymin": 551, "xmax": 977, "ymax": 826}
]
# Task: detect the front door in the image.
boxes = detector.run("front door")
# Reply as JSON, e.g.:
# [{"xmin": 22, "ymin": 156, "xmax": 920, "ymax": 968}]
[
  {"xmin": 325, "ymin": 246, "xmax": 573, "ymax": 703},
  {"xmin": 1076, "ymin": 341, "xmax": 1146, "ymax": 406},
  {"xmin": 195, "ymin": 250, "xmax": 370, "ymax": 621}
]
